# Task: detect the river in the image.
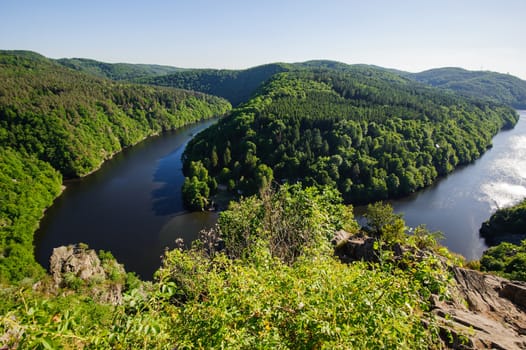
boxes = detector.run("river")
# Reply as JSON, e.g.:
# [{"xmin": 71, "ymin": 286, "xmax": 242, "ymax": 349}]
[
  {"xmin": 35, "ymin": 119, "xmax": 219, "ymax": 279},
  {"xmin": 35, "ymin": 111, "xmax": 526, "ymax": 279},
  {"xmin": 385, "ymin": 110, "xmax": 526, "ymax": 260}
]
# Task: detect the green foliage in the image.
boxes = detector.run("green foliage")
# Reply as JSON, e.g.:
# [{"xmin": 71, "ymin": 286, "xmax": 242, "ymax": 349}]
[
  {"xmin": 183, "ymin": 67, "xmax": 518, "ymax": 208},
  {"xmin": 219, "ymin": 183, "xmax": 358, "ymax": 263},
  {"xmin": 1, "ymin": 185, "xmax": 454, "ymax": 348},
  {"xmin": 480, "ymin": 240, "xmax": 526, "ymax": 281},
  {"xmin": 408, "ymin": 225, "xmax": 445, "ymax": 251},
  {"xmin": 139, "ymin": 63, "xmax": 291, "ymax": 106},
  {"xmin": 363, "ymin": 202, "xmax": 404, "ymax": 240},
  {"xmin": 156, "ymin": 249, "xmax": 444, "ymax": 349},
  {"xmin": 0, "ymin": 148, "xmax": 62, "ymax": 283},
  {"xmin": 154, "ymin": 184, "xmax": 448, "ymax": 349},
  {"xmin": 410, "ymin": 67, "xmax": 526, "ymax": 109},
  {"xmin": 480, "ymin": 198, "xmax": 526, "ymax": 245},
  {"xmin": 182, "ymin": 161, "xmax": 212, "ymax": 210},
  {"xmin": 0, "ymin": 50, "xmax": 231, "ymax": 177},
  {"xmin": 0, "ymin": 286, "xmax": 116, "ymax": 349},
  {"xmin": 0, "ymin": 50, "xmax": 230, "ymax": 283},
  {"xmin": 98, "ymin": 249, "xmax": 127, "ymax": 283}
]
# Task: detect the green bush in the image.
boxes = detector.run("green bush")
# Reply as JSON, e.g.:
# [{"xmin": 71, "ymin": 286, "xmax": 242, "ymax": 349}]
[
  {"xmin": 1, "ymin": 185, "xmax": 453, "ymax": 349},
  {"xmin": 480, "ymin": 240, "xmax": 526, "ymax": 281}
]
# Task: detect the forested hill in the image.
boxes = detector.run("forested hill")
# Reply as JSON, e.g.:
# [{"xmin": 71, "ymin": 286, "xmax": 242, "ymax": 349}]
[
  {"xmin": 182, "ymin": 68, "xmax": 518, "ymax": 209},
  {"xmin": 137, "ymin": 63, "xmax": 291, "ymax": 106},
  {"xmin": 408, "ymin": 67, "xmax": 526, "ymax": 109},
  {"xmin": 0, "ymin": 50, "xmax": 230, "ymax": 282},
  {"xmin": 292, "ymin": 62, "xmax": 526, "ymax": 109},
  {"xmin": 53, "ymin": 57, "xmax": 526, "ymax": 110},
  {"xmin": 0, "ymin": 50, "xmax": 231, "ymax": 177},
  {"xmin": 57, "ymin": 57, "xmax": 183, "ymax": 81}
]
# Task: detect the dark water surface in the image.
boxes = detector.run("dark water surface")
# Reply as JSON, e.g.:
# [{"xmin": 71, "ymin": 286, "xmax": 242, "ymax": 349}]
[
  {"xmin": 35, "ymin": 119, "xmax": 219, "ymax": 279},
  {"xmin": 36, "ymin": 111, "xmax": 526, "ymax": 278}
]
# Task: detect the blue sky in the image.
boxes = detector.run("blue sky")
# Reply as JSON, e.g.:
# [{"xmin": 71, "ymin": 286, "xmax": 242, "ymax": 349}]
[{"xmin": 1, "ymin": 0, "xmax": 525, "ymax": 79}]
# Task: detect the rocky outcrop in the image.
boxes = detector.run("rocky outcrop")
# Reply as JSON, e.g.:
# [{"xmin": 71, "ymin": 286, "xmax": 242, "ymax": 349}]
[
  {"xmin": 434, "ymin": 267, "xmax": 526, "ymax": 349},
  {"xmin": 332, "ymin": 231, "xmax": 377, "ymax": 262},
  {"xmin": 49, "ymin": 244, "xmax": 125, "ymax": 305},
  {"xmin": 333, "ymin": 232, "xmax": 526, "ymax": 349},
  {"xmin": 50, "ymin": 245, "xmax": 105, "ymax": 286},
  {"xmin": 332, "ymin": 230, "xmax": 405, "ymax": 263}
]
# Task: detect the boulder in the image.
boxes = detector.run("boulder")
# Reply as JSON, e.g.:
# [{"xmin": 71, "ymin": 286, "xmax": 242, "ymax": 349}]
[
  {"xmin": 332, "ymin": 232, "xmax": 378, "ymax": 263},
  {"xmin": 49, "ymin": 244, "xmax": 125, "ymax": 305},
  {"xmin": 50, "ymin": 245, "xmax": 105, "ymax": 286}
]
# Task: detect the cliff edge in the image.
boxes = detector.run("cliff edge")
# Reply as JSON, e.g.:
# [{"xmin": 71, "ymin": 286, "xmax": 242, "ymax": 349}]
[{"xmin": 334, "ymin": 233, "xmax": 526, "ymax": 349}]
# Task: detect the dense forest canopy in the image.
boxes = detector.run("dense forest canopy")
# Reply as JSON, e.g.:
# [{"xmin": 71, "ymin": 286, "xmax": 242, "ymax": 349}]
[
  {"xmin": 480, "ymin": 198, "xmax": 526, "ymax": 245},
  {"xmin": 2, "ymin": 50, "xmax": 526, "ymax": 348},
  {"xmin": 0, "ymin": 50, "xmax": 231, "ymax": 177},
  {"xmin": 477, "ymin": 198, "xmax": 526, "ymax": 281},
  {"xmin": 0, "ymin": 50, "xmax": 231, "ymax": 282},
  {"xmin": 137, "ymin": 63, "xmax": 291, "ymax": 106},
  {"xmin": 480, "ymin": 240, "xmax": 526, "ymax": 282},
  {"xmin": 57, "ymin": 57, "xmax": 183, "ymax": 81},
  {"xmin": 409, "ymin": 67, "xmax": 526, "ymax": 109},
  {"xmin": 183, "ymin": 68, "xmax": 518, "ymax": 208}
]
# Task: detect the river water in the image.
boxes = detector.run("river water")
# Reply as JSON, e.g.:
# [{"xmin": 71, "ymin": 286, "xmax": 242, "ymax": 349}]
[
  {"xmin": 385, "ymin": 110, "xmax": 526, "ymax": 260},
  {"xmin": 35, "ymin": 119, "xmax": 219, "ymax": 279},
  {"xmin": 35, "ymin": 111, "xmax": 525, "ymax": 278}
]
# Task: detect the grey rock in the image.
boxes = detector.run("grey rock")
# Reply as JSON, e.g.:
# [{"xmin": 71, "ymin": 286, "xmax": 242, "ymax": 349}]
[
  {"xmin": 49, "ymin": 244, "xmax": 125, "ymax": 305},
  {"xmin": 333, "ymin": 233, "xmax": 526, "ymax": 349}
]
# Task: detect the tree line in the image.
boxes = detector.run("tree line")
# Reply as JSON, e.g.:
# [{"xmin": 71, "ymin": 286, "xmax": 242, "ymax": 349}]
[{"xmin": 183, "ymin": 68, "xmax": 518, "ymax": 209}]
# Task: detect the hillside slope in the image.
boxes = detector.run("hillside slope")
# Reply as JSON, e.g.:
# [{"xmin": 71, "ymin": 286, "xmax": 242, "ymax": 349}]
[
  {"xmin": 139, "ymin": 63, "xmax": 291, "ymax": 106},
  {"xmin": 0, "ymin": 50, "xmax": 231, "ymax": 177},
  {"xmin": 0, "ymin": 50, "xmax": 231, "ymax": 282},
  {"xmin": 56, "ymin": 57, "xmax": 526, "ymax": 110},
  {"xmin": 183, "ymin": 67, "xmax": 518, "ymax": 208},
  {"xmin": 57, "ymin": 57, "xmax": 183, "ymax": 80},
  {"xmin": 409, "ymin": 67, "xmax": 526, "ymax": 109}
]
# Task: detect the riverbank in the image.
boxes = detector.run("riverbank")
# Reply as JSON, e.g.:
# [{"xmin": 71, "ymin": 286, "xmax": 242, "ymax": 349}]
[
  {"xmin": 34, "ymin": 118, "xmax": 223, "ymax": 279},
  {"xmin": 386, "ymin": 111, "xmax": 525, "ymax": 260},
  {"xmin": 33, "ymin": 111, "xmax": 526, "ymax": 279}
]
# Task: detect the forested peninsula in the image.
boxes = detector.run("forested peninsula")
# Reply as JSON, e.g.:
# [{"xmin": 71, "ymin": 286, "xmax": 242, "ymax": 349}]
[
  {"xmin": 2, "ymin": 51, "xmax": 526, "ymax": 348},
  {"xmin": 0, "ymin": 50, "xmax": 231, "ymax": 282},
  {"xmin": 477, "ymin": 198, "xmax": 526, "ymax": 282},
  {"xmin": 182, "ymin": 67, "xmax": 518, "ymax": 209},
  {"xmin": 480, "ymin": 198, "xmax": 526, "ymax": 245}
]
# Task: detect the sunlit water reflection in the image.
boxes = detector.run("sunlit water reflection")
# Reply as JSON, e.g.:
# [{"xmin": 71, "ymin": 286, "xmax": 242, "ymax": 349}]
[{"xmin": 387, "ymin": 110, "xmax": 526, "ymax": 260}]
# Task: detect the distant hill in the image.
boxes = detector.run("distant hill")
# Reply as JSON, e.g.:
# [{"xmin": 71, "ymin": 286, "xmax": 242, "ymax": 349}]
[
  {"xmin": 138, "ymin": 63, "xmax": 291, "ymax": 106},
  {"xmin": 57, "ymin": 57, "xmax": 183, "ymax": 81},
  {"xmin": 408, "ymin": 68, "xmax": 526, "ymax": 109},
  {"xmin": 138, "ymin": 61, "xmax": 416, "ymax": 107},
  {"xmin": 294, "ymin": 62, "xmax": 526, "ymax": 109},
  {"xmin": 54, "ymin": 57, "xmax": 526, "ymax": 110}
]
